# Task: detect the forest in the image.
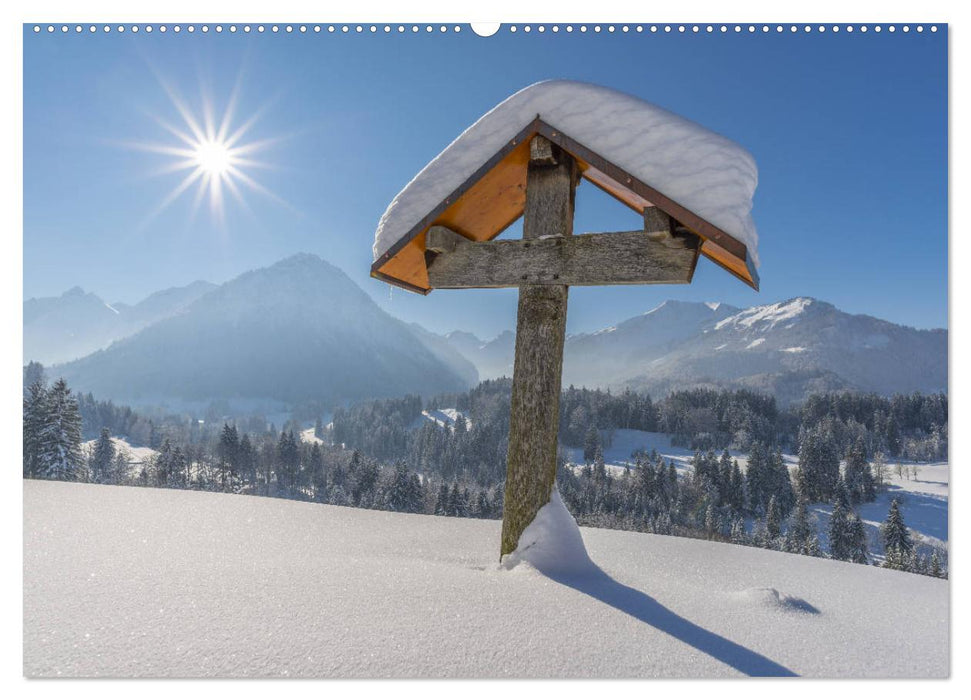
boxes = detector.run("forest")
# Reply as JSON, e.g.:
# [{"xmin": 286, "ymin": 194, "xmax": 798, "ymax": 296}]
[{"xmin": 22, "ymin": 362, "xmax": 947, "ymax": 578}]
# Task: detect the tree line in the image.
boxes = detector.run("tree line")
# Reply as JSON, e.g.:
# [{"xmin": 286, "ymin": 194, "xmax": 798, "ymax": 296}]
[{"xmin": 22, "ymin": 365, "xmax": 946, "ymax": 578}]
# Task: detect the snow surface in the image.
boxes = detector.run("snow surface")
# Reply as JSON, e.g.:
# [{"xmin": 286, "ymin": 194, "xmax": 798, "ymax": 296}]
[
  {"xmin": 299, "ymin": 427, "xmax": 324, "ymax": 446},
  {"xmin": 374, "ymin": 80, "xmax": 758, "ymax": 265},
  {"xmin": 408, "ymin": 408, "xmax": 472, "ymax": 433},
  {"xmin": 24, "ymin": 481, "xmax": 947, "ymax": 678}
]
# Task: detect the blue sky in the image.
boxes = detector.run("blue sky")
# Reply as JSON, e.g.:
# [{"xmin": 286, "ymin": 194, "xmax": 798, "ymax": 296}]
[{"xmin": 24, "ymin": 25, "xmax": 947, "ymax": 337}]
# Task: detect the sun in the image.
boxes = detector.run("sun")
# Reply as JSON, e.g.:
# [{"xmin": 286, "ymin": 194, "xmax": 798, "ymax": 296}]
[
  {"xmin": 193, "ymin": 139, "xmax": 233, "ymax": 176},
  {"xmin": 124, "ymin": 72, "xmax": 290, "ymax": 228}
]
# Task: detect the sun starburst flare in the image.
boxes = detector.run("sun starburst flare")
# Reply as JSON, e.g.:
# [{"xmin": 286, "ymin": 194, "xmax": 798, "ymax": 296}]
[{"xmin": 123, "ymin": 71, "xmax": 291, "ymax": 229}]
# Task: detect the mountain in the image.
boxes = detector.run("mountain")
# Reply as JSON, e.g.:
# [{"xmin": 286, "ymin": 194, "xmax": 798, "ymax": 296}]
[
  {"xmin": 446, "ymin": 298, "xmax": 947, "ymax": 404},
  {"xmin": 24, "ymin": 287, "xmax": 124, "ymax": 365},
  {"xmin": 24, "ymin": 281, "xmax": 216, "ymax": 365},
  {"xmin": 52, "ymin": 254, "xmax": 474, "ymax": 406},
  {"xmin": 120, "ymin": 280, "xmax": 218, "ymax": 330},
  {"xmin": 405, "ymin": 323, "xmax": 479, "ymax": 387},
  {"xmin": 444, "ymin": 330, "xmax": 516, "ymax": 381}
]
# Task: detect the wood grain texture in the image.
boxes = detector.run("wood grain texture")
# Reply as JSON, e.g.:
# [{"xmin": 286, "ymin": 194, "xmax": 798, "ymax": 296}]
[
  {"xmin": 500, "ymin": 136, "xmax": 577, "ymax": 558},
  {"xmin": 425, "ymin": 225, "xmax": 469, "ymax": 254},
  {"xmin": 426, "ymin": 230, "xmax": 699, "ymax": 288}
]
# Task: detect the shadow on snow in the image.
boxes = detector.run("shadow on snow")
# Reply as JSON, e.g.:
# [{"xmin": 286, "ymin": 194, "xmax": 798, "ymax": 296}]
[{"xmin": 540, "ymin": 563, "xmax": 798, "ymax": 677}]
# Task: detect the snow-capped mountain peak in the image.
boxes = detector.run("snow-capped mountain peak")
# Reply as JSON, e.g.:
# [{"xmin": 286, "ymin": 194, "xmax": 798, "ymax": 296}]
[
  {"xmin": 445, "ymin": 297, "xmax": 945, "ymax": 404},
  {"xmin": 714, "ymin": 297, "xmax": 816, "ymax": 332}
]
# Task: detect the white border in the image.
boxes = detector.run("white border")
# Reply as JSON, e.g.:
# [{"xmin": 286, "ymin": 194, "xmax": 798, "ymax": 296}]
[{"xmin": 2, "ymin": 1, "xmax": 962, "ymax": 697}]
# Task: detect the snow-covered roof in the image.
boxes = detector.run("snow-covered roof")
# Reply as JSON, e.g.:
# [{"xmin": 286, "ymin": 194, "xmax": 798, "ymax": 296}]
[{"xmin": 372, "ymin": 80, "xmax": 760, "ymax": 292}]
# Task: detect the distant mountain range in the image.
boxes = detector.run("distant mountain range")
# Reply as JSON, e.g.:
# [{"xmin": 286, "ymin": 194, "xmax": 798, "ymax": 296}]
[
  {"xmin": 24, "ymin": 281, "xmax": 216, "ymax": 365},
  {"xmin": 43, "ymin": 254, "xmax": 475, "ymax": 407},
  {"xmin": 443, "ymin": 298, "xmax": 947, "ymax": 405},
  {"xmin": 26, "ymin": 254, "xmax": 946, "ymax": 409}
]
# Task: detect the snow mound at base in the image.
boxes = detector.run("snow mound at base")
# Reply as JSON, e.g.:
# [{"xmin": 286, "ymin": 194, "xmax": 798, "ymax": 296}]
[
  {"xmin": 728, "ymin": 587, "xmax": 820, "ymax": 615},
  {"xmin": 500, "ymin": 487, "xmax": 596, "ymax": 577}
]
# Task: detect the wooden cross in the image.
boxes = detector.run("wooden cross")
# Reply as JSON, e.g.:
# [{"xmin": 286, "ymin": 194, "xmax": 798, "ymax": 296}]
[{"xmin": 423, "ymin": 135, "xmax": 701, "ymax": 557}]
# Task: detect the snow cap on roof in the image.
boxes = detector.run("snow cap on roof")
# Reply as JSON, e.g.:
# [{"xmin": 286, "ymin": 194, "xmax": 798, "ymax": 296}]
[{"xmin": 373, "ymin": 79, "xmax": 759, "ymax": 266}]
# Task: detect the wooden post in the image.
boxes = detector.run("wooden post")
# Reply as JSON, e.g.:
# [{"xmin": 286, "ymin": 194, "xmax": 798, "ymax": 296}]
[{"xmin": 500, "ymin": 136, "xmax": 578, "ymax": 557}]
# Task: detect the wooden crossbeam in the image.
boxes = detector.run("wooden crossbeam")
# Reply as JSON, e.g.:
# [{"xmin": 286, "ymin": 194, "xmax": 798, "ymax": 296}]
[{"xmin": 426, "ymin": 227, "xmax": 700, "ymax": 288}]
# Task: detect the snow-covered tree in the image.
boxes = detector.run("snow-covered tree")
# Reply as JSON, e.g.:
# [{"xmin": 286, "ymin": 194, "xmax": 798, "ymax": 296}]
[
  {"xmin": 704, "ymin": 502, "xmax": 718, "ymax": 539},
  {"xmin": 828, "ymin": 481, "xmax": 853, "ymax": 561},
  {"xmin": 785, "ymin": 495, "xmax": 822, "ymax": 557},
  {"xmin": 434, "ymin": 482, "xmax": 449, "ymax": 515},
  {"xmin": 23, "ymin": 380, "xmax": 48, "ymax": 478},
  {"xmin": 765, "ymin": 495, "xmax": 781, "ymax": 540},
  {"xmin": 847, "ymin": 513, "xmax": 870, "ymax": 564},
  {"xmin": 881, "ymin": 499, "xmax": 913, "ymax": 570},
  {"xmin": 796, "ymin": 425, "xmax": 840, "ymax": 503},
  {"xmin": 844, "ymin": 437, "xmax": 875, "ymax": 504},
  {"xmin": 90, "ymin": 427, "xmax": 115, "ymax": 484},
  {"xmin": 36, "ymin": 379, "xmax": 83, "ymax": 481},
  {"xmin": 583, "ymin": 425, "xmax": 601, "ymax": 464},
  {"xmin": 218, "ymin": 423, "xmax": 240, "ymax": 489}
]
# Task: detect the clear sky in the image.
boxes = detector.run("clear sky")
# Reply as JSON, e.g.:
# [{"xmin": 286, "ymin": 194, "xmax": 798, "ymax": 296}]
[{"xmin": 24, "ymin": 24, "xmax": 947, "ymax": 338}]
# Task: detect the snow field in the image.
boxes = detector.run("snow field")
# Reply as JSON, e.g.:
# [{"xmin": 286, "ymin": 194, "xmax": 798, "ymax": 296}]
[{"xmin": 24, "ymin": 481, "xmax": 946, "ymax": 678}]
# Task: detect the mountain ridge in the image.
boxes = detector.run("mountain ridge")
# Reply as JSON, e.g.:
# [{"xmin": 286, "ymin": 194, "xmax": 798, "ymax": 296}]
[
  {"xmin": 443, "ymin": 296, "xmax": 946, "ymax": 404},
  {"xmin": 30, "ymin": 255, "xmax": 946, "ymax": 407},
  {"xmin": 51, "ymin": 254, "xmax": 474, "ymax": 407}
]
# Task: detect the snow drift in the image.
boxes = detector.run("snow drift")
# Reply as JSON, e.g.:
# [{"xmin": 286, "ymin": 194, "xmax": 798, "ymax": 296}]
[
  {"xmin": 24, "ymin": 481, "xmax": 947, "ymax": 678},
  {"xmin": 501, "ymin": 487, "xmax": 595, "ymax": 577}
]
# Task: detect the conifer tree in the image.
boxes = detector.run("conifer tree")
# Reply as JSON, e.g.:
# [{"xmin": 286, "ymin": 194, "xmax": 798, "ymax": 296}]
[
  {"xmin": 796, "ymin": 426, "xmax": 840, "ymax": 502},
  {"xmin": 718, "ymin": 450, "xmax": 733, "ymax": 505},
  {"xmin": 728, "ymin": 459, "xmax": 746, "ymax": 513},
  {"xmin": 744, "ymin": 442, "xmax": 770, "ymax": 515},
  {"xmin": 828, "ymin": 481, "xmax": 853, "ymax": 561},
  {"xmin": 23, "ymin": 381, "xmax": 48, "ymax": 478},
  {"xmin": 881, "ymin": 499, "xmax": 913, "ymax": 567},
  {"xmin": 238, "ymin": 434, "xmax": 257, "ymax": 487},
  {"xmin": 704, "ymin": 502, "xmax": 718, "ymax": 539},
  {"xmin": 171, "ymin": 445, "xmax": 188, "ymax": 487},
  {"xmin": 847, "ymin": 513, "xmax": 870, "ymax": 564},
  {"xmin": 90, "ymin": 427, "xmax": 115, "ymax": 484},
  {"xmin": 447, "ymin": 482, "xmax": 464, "ymax": 517},
  {"xmin": 583, "ymin": 425, "xmax": 601, "ymax": 464},
  {"xmin": 765, "ymin": 495, "xmax": 781, "ymax": 540},
  {"xmin": 786, "ymin": 495, "xmax": 822, "ymax": 557},
  {"xmin": 843, "ymin": 437, "xmax": 873, "ymax": 504},
  {"xmin": 276, "ymin": 430, "xmax": 300, "ymax": 494},
  {"xmin": 730, "ymin": 515, "xmax": 746, "ymax": 544},
  {"xmin": 434, "ymin": 482, "xmax": 449, "ymax": 515},
  {"xmin": 37, "ymin": 379, "xmax": 83, "ymax": 481},
  {"xmin": 768, "ymin": 449, "xmax": 796, "ymax": 518}
]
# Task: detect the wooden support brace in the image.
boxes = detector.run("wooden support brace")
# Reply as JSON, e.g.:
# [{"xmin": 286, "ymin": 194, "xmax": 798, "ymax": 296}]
[{"xmin": 426, "ymin": 228, "xmax": 699, "ymax": 288}]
